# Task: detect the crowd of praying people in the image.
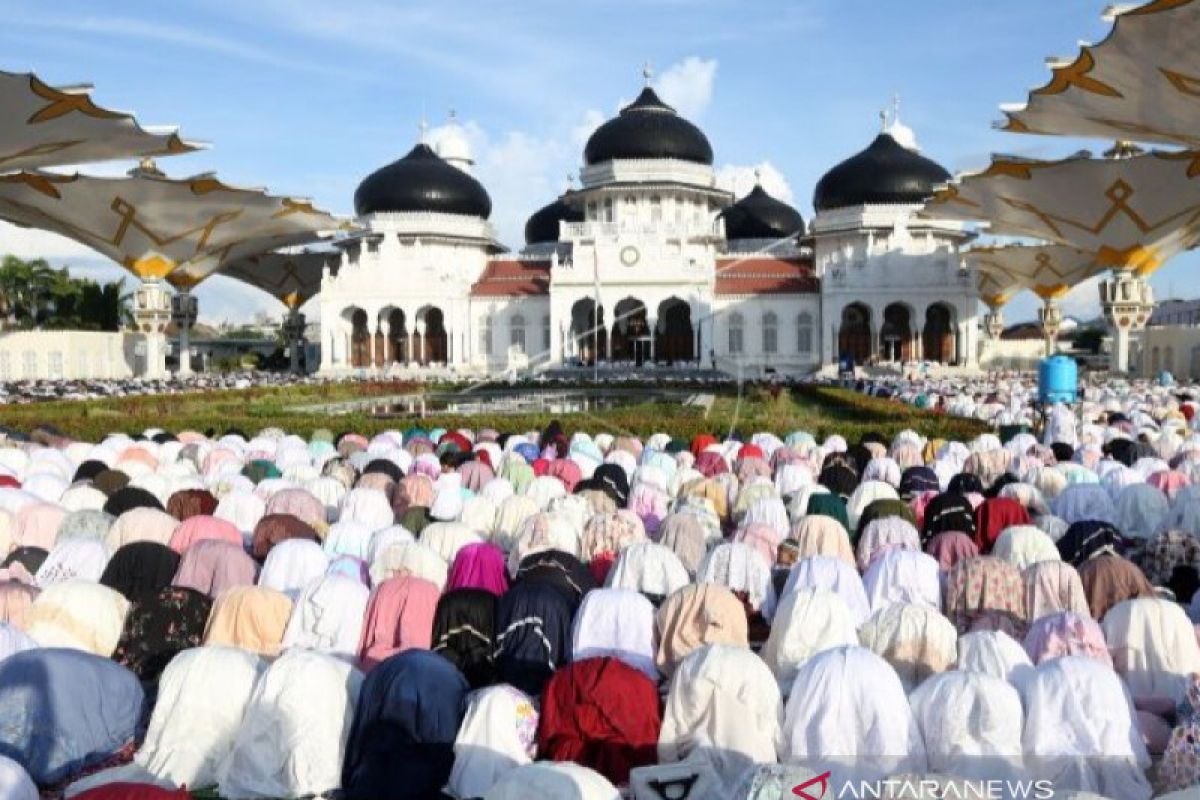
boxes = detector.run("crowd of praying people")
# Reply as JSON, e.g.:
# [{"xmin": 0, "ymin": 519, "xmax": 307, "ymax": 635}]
[{"xmin": 0, "ymin": 377, "xmax": 1199, "ymax": 799}]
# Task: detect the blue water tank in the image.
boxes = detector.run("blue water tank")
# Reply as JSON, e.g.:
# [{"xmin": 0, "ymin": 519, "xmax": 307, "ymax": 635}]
[{"xmin": 1038, "ymin": 355, "xmax": 1078, "ymax": 405}]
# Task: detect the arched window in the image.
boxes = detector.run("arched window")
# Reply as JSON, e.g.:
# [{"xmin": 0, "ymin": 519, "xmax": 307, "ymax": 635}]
[
  {"xmin": 762, "ymin": 311, "xmax": 778, "ymax": 354},
  {"xmin": 21, "ymin": 350, "xmax": 36, "ymax": 378},
  {"xmin": 510, "ymin": 314, "xmax": 526, "ymax": 353},
  {"xmin": 543, "ymin": 315, "xmax": 552, "ymax": 351},
  {"xmin": 728, "ymin": 312, "xmax": 744, "ymax": 355},
  {"xmin": 650, "ymin": 195, "xmax": 662, "ymax": 223},
  {"xmin": 480, "ymin": 317, "xmax": 492, "ymax": 358},
  {"xmin": 1165, "ymin": 345, "xmax": 1175, "ymax": 373},
  {"xmin": 797, "ymin": 312, "xmax": 814, "ymax": 354},
  {"xmin": 602, "ymin": 198, "xmax": 614, "ymax": 223},
  {"xmin": 587, "ymin": 202, "xmax": 597, "ymax": 220}
]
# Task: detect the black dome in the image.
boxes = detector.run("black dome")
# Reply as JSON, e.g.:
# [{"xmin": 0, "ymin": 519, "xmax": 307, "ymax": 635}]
[
  {"xmin": 720, "ymin": 184, "xmax": 805, "ymax": 240},
  {"xmin": 813, "ymin": 133, "xmax": 951, "ymax": 212},
  {"xmin": 524, "ymin": 195, "xmax": 583, "ymax": 245},
  {"xmin": 354, "ymin": 143, "xmax": 492, "ymax": 219},
  {"xmin": 583, "ymin": 87, "xmax": 713, "ymax": 166}
]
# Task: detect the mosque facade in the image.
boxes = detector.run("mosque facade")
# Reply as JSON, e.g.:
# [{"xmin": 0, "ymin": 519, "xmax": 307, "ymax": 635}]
[{"xmin": 318, "ymin": 81, "xmax": 979, "ymax": 377}]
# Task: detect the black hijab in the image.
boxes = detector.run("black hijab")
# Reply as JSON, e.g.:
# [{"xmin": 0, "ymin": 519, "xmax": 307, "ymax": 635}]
[
  {"xmin": 100, "ymin": 541, "xmax": 181, "ymax": 601},
  {"xmin": 431, "ymin": 588, "xmax": 496, "ymax": 689}
]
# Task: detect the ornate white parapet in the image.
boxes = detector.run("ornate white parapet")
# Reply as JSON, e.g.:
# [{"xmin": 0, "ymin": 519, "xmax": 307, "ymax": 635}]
[
  {"xmin": 1100, "ymin": 272, "xmax": 1154, "ymax": 373},
  {"xmin": 1038, "ymin": 298, "xmax": 1063, "ymax": 357},
  {"xmin": 133, "ymin": 278, "xmax": 171, "ymax": 379}
]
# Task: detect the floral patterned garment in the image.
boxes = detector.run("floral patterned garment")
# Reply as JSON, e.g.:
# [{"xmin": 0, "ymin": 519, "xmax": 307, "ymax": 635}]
[
  {"xmin": 112, "ymin": 586, "xmax": 212, "ymax": 684},
  {"xmin": 1159, "ymin": 672, "xmax": 1200, "ymax": 793},
  {"xmin": 943, "ymin": 555, "xmax": 1028, "ymax": 637}
]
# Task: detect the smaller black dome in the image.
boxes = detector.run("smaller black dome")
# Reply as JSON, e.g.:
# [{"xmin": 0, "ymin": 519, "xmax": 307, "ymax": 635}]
[
  {"xmin": 813, "ymin": 133, "xmax": 951, "ymax": 212},
  {"xmin": 524, "ymin": 196, "xmax": 583, "ymax": 245},
  {"xmin": 720, "ymin": 184, "xmax": 805, "ymax": 240},
  {"xmin": 583, "ymin": 87, "xmax": 713, "ymax": 166},
  {"xmin": 354, "ymin": 143, "xmax": 492, "ymax": 219}
]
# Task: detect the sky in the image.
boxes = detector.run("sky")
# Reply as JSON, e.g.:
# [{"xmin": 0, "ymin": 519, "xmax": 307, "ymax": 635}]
[{"xmin": 1, "ymin": 0, "xmax": 1194, "ymax": 325}]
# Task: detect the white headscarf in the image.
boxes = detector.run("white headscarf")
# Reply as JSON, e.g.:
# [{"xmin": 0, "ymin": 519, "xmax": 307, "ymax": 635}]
[
  {"xmin": 485, "ymin": 761, "xmax": 619, "ymax": 800},
  {"xmin": 763, "ymin": 588, "xmax": 858, "ymax": 695},
  {"xmin": 257, "ymin": 539, "xmax": 330, "ymax": 600},
  {"xmin": 217, "ymin": 649, "xmax": 363, "ymax": 799},
  {"xmin": 447, "ymin": 685, "xmax": 537, "ymax": 799},
  {"xmin": 282, "ymin": 574, "xmax": 370, "ymax": 660},
  {"xmin": 909, "ymin": 671, "xmax": 1023, "ymax": 782},
  {"xmin": 1021, "ymin": 656, "xmax": 1151, "ymax": 799},
  {"xmin": 1101, "ymin": 598, "xmax": 1200, "ymax": 704},
  {"xmin": 571, "ymin": 588, "xmax": 658, "ymax": 680},
  {"xmin": 781, "ymin": 646, "xmax": 926, "ymax": 783},
  {"xmin": 658, "ymin": 644, "xmax": 782, "ymax": 793}
]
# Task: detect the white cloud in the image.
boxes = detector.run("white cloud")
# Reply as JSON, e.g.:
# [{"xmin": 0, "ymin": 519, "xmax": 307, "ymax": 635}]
[
  {"xmin": 715, "ymin": 161, "xmax": 794, "ymax": 204},
  {"xmin": 654, "ymin": 57, "xmax": 718, "ymax": 119},
  {"xmin": 0, "ymin": 221, "xmax": 100, "ymax": 260}
]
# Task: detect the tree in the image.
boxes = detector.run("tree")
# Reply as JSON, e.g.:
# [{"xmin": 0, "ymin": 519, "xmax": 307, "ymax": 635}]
[{"xmin": 0, "ymin": 254, "xmax": 128, "ymax": 331}]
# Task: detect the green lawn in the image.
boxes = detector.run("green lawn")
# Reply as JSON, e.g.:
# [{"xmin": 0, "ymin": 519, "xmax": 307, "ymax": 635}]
[{"xmin": 0, "ymin": 380, "xmax": 989, "ymax": 443}]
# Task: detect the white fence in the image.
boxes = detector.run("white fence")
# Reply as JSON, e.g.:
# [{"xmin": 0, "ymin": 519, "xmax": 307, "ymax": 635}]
[{"xmin": 0, "ymin": 330, "xmax": 137, "ymax": 380}]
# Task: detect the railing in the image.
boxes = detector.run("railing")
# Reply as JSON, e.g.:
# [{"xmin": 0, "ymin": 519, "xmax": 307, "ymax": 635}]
[{"xmin": 561, "ymin": 220, "xmax": 723, "ymax": 239}]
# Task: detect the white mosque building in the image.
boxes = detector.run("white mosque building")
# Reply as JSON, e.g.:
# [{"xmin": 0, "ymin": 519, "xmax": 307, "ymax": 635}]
[{"xmin": 318, "ymin": 80, "xmax": 980, "ymax": 377}]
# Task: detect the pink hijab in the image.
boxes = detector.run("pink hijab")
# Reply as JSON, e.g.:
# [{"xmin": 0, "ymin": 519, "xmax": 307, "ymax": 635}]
[
  {"xmin": 357, "ymin": 575, "xmax": 441, "ymax": 670},
  {"xmin": 545, "ymin": 460, "xmax": 582, "ymax": 494},
  {"xmin": 1023, "ymin": 611, "xmax": 1112, "ymax": 666},
  {"xmin": 265, "ymin": 488, "xmax": 327, "ymax": 530},
  {"xmin": 446, "ymin": 542, "xmax": 509, "ymax": 596},
  {"xmin": 173, "ymin": 539, "xmax": 259, "ymax": 597},
  {"xmin": 925, "ymin": 531, "xmax": 979, "ymax": 572},
  {"xmin": 169, "ymin": 515, "xmax": 243, "ymax": 554},
  {"xmin": 459, "ymin": 461, "xmax": 496, "ymax": 493},
  {"xmin": 15, "ymin": 503, "xmax": 65, "ymax": 550}
]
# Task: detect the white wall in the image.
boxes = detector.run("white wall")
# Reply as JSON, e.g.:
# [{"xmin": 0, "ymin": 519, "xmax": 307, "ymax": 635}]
[
  {"xmin": 978, "ymin": 339, "xmax": 1054, "ymax": 372},
  {"xmin": 1139, "ymin": 326, "xmax": 1200, "ymax": 380},
  {"xmin": 0, "ymin": 330, "xmax": 136, "ymax": 380}
]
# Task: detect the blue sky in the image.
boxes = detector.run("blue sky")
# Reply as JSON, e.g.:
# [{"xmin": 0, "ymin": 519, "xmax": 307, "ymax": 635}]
[{"xmin": 2, "ymin": 0, "xmax": 1192, "ymax": 323}]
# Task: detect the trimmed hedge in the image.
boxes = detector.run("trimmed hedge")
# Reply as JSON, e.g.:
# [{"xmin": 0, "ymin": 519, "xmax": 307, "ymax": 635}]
[{"xmin": 0, "ymin": 380, "xmax": 990, "ymax": 443}]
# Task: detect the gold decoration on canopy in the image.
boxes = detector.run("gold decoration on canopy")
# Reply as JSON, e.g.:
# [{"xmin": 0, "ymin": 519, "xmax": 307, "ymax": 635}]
[
  {"xmin": 222, "ymin": 249, "xmax": 336, "ymax": 310},
  {"xmin": 923, "ymin": 150, "xmax": 1200, "ymax": 276},
  {"xmin": 998, "ymin": 0, "xmax": 1200, "ymax": 147},
  {"xmin": 0, "ymin": 71, "xmax": 201, "ymax": 171},
  {"xmin": 0, "ymin": 168, "xmax": 346, "ymax": 280},
  {"xmin": 967, "ymin": 243, "xmax": 1104, "ymax": 304}
]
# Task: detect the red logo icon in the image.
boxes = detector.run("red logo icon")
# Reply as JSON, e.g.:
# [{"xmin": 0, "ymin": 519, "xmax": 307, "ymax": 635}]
[{"xmin": 793, "ymin": 771, "xmax": 832, "ymax": 800}]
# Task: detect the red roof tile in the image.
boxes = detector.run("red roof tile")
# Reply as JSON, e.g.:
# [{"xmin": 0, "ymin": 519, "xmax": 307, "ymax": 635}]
[
  {"xmin": 471, "ymin": 258, "xmax": 551, "ymax": 297},
  {"xmin": 714, "ymin": 257, "xmax": 818, "ymax": 295}
]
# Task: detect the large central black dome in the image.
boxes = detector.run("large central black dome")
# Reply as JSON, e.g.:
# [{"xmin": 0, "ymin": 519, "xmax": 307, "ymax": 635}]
[
  {"xmin": 354, "ymin": 143, "xmax": 492, "ymax": 219},
  {"xmin": 720, "ymin": 184, "xmax": 805, "ymax": 240},
  {"xmin": 813, "ymin": 133, "xmax": 950, "ymax": 212},
  {"xmin": 525, "ymin": 195, "xmax": 583, "ymax": 246},
  {"xmin": 583, "ymin": 87, "xmax": 713, "ymax": 166}
]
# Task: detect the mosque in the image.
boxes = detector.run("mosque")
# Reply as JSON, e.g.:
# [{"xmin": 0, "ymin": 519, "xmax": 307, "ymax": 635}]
[{"xmin": 317, "ymin": 76, "xmax": 980, "ymax": 377}]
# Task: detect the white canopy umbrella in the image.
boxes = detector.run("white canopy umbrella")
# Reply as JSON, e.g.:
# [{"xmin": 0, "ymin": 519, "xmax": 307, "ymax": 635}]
[
  {"xmin": 998, "ymin": 0, "xmax": 1200, "ymax": 148},
  {"xmin": 0, "ymin": 70, "xmax": 200, "ymax": 172}
]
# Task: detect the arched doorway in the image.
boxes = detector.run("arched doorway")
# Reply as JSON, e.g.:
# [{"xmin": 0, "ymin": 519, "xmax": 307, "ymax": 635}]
[
  {"xmin": 570, "ymin": 298, "xmax": 606, "ymax": 364},
  {"xmin": 349, "ymin": 308, "xmax": 370, "ymax": 368},
  {"xmin": 387, "ymin": 309, "xmax": 408, "ymax": 364},
  {"xmin": 415, "ymin": 306, "xmax": 448, "ymax": 365},
  {"xmin": 922, "ymin": 303, "xmax": 955, "ymax": 364},
  {"xmin": 838, "ymin": 303, "xmax": 872, "ymax": 364},
  {"xmin": 880, "ymin": 303, "xmax": 913, "ymax": 363},
  {"xmin": 656, "ymin": 297, "xmax": 693, "ymax": 364},
  {"xmin": 611, "ymin": 297, "xmax": 649, "ymax": 363}
]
